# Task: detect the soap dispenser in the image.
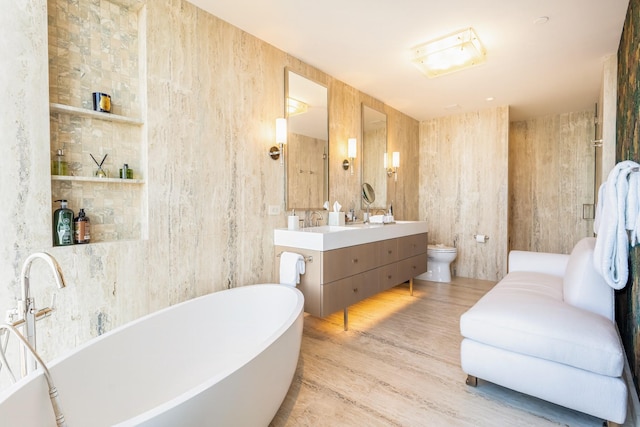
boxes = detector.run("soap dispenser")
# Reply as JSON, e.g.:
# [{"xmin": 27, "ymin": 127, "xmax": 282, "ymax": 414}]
[
  {"xmin": 53, "ymin": 200, "xmax": 74, "ymax": 246},
  {"xmin": 74, "ymin": 208, "xmax": 90, "ymax": 244}
]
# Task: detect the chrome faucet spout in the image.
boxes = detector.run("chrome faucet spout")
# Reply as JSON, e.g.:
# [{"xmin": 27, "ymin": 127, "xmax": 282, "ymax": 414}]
[
  {"xmin": 21, "ymin": 252, "xmax": 66, "ymax": 303},
  {"xmin": 310, "ymin": 211, "xmax": 324, "ymax": 227},
  {"xmin": 0, "ymin": 323, "xmax": 67, "ymax": 427},
  {"xmin": 17, "ymin": 252, "xmax": 66, "ymax": 375}
]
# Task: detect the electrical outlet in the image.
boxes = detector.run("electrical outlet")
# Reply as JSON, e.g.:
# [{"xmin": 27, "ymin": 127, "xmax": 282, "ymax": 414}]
[{"xmin": 268, "ymin": 205, "xmax": 280, "ymax": 216}]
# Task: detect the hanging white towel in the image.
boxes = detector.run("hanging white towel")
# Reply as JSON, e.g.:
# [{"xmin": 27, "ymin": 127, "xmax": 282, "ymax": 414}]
[
  {"xmin": 627, "ymin": 171, "xmax": 640, "ymax": 245},
  {"xmin": 279, "ymin": 252, "xmax": 305, "ymax": 287},
  {"xmin": 594, "ymin": 160, "xmax": 640, "ymax": 289}
]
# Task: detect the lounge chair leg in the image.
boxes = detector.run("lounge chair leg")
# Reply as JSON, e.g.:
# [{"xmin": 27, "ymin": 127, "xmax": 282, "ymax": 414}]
[
  {"xmin": 604, "ymin": 421, "xmax": 621, "ymax": 427},
  {"xmin": 465, "ymin": 375, "xmax": 477, "ymax": 387}
]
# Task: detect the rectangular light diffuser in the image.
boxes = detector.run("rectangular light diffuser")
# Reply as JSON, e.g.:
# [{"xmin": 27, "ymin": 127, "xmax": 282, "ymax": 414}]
[{"xmin": 411, "ymin": 28, "xmax": 486, "ymax": 78}]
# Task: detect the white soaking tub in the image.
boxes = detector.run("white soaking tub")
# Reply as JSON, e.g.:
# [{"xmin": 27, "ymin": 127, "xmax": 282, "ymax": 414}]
[{"xmin": 0, "ymin": 284, "xmax": 304, "ymax": 426}]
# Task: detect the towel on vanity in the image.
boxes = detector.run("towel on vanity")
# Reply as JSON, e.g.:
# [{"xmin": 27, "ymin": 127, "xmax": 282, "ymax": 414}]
[
  {"xmin": 369, "ymin": 215, "xmax": 384, "ymax": 224},
  {"xmin": 280, "ymin": 252, "xmax": 305, "ymax": 287}
]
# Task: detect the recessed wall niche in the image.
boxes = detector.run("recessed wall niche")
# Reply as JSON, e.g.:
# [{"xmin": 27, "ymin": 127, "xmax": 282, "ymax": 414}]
[{"xmin": 48, "ymin": 0, "xmax": 147, "ymax": 243}]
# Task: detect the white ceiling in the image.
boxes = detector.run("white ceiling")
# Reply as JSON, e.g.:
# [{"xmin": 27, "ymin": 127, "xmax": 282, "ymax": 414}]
[{"xmin": 187, "ymin": 0, "xmax": 629, "ymax": 122}]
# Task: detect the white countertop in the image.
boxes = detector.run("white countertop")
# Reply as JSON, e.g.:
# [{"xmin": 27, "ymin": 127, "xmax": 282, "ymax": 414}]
[{"xmin": 274, "ymin": 220, "xmax": 428, "ymax": 251}]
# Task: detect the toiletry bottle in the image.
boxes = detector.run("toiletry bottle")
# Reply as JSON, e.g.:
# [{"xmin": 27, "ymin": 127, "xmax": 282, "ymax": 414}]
[
  {"xmin": 51, "ymin": 148, "xmax": 68, "ymax": 176},
  {"xmin": 74, "ymin": 208, "xmax": 90, "ymax": 244},
  {"xmin": 53, "ymin": 200, "xmax": 74, "ymax": 246}
]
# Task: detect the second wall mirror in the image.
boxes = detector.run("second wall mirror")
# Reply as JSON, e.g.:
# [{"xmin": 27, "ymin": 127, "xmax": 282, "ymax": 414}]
[{"xmin": 361, "ymin": 103, "xmax": 387, "ymax": 210}]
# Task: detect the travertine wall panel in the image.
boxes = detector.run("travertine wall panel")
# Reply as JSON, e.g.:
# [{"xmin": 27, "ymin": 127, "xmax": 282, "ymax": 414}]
[
  {"xmin": 509, "ymin": 110, "xmax": 595, "ymax": 254},
  {"xmin": 419, "ymin": 107, "xmax": 509, "ymax": 281}
]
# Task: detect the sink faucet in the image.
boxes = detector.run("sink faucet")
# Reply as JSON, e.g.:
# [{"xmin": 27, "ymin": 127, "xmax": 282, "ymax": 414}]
[
  {"xmin": 310, "ymin": 211, "xmax": 324, "ymax": 227},
  {"xmin": 0, "ymin": 323, "xmax": 67, "ymax": 426},
  {"xmin": 7, "ymin": 252, "xmax": 66, "ymax": 375}
]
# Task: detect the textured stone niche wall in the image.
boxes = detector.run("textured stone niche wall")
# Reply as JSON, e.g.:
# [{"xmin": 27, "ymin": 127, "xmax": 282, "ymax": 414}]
[{"xmin": 48, "ymin": 0, "xmax": 144, "ymax": 242}]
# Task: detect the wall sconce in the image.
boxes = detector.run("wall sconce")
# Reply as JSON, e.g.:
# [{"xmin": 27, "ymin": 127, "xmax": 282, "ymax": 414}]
[
  {"xmin": 386, "ymin": 151, "xmax": 400, "ymax": 181},
  {"xmin": 411, "ymin": 27, "xmax": 486, "ymax": 78},
  {"xmin": 269, "ymin": 118, "xmax": 287, "ymax": 164},
  {"xmin": 342, "ymin": 138, "xmax": 357, "ymax": 174}
]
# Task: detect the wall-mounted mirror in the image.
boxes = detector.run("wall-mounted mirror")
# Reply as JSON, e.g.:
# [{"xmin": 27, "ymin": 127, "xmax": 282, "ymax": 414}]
[
  {"xmin": 285, "ymin": 69, "xmax": 329, "ymax": 210},
  {"xmin": 361, "ymin": 104, "xmax": 387, "ymax": 209}
]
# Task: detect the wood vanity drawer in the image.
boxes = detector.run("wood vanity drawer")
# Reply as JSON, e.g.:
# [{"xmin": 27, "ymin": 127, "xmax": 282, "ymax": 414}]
[
  {"xmin": 397, "ymin": 253, "xmax": 428, "ymax": 284},
  {"xmin": 320, "ymin": 270, "xmax": 380, "ymax": 316},
  {"xmin": 398, "ymin": 233, "xmax": 428, "ymax": 259},
  {"xmin": 322, "ymin": 243, "xmax": 378, "ymax": 283},
  {"xmin": 377, "ymin": 238, "xmax": 398, "ymax": 265},
  {"xmin": 378, "ymin": 263, "xmax": 399, "ymax": 291}
]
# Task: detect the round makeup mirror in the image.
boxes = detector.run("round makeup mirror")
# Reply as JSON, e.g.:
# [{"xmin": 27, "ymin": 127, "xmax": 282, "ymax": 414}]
[
  {"xmin": 362, "ymin": 182, "xmax": 376, "ymax": 205},
  {"xmin": 362, "ymin": 183, "xmax": 375, "ymax": 221}
]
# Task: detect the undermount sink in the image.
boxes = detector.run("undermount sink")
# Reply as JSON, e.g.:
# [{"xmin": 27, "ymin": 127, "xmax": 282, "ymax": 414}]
[{"xmin": 274, "ymin": 220, "xmax": 428, "ymax": 251}]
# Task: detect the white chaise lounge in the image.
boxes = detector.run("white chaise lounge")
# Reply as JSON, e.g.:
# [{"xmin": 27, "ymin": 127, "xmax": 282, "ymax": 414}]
[{"xmin": 460, "ymin": 237, "xmax": 627, "ymax": 426}]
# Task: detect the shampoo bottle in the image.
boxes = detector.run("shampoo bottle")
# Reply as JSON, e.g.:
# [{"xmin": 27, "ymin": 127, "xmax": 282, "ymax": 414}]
[
  {"xmin": 53, "ymin": 199, "xmax": 74, "ymax": 246},
  {"xmin": 74, "ymin": 208, "xmax": 90, "ymax": 244}
]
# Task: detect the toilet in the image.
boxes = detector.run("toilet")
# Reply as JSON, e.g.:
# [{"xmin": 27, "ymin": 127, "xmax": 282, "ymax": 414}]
[{"xmin": 416, "ymin": 244, "xmax": 457, "ymax": 283}]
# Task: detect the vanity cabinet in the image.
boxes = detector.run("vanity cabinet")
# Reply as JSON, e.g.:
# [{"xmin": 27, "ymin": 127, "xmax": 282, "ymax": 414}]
[{"xmin": 276, "ymin": 232, "xmax": 428, "ymax": 322}]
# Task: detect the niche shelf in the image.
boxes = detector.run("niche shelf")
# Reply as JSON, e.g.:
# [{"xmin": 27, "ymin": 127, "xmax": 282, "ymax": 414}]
[
  {"xmin": 52, "ymin": 175, "xmax": 144, "ymax": 184},
  {"xmin": 50, "ymin": 103, "xmax": 143, "ymax": 126}
]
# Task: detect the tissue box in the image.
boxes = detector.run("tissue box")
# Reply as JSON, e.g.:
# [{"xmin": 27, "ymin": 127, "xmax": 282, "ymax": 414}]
[{"xmin": 328, "ymin": 211, "xmax": 345, "ymax": 226}]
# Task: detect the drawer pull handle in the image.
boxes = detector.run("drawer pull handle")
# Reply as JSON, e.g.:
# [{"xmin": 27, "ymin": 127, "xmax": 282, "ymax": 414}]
[
  {"xmin": 353, "ymin": 287, "xmax": 358, "ymax": 293},
  {"xmin": 387, "ymin": 275, "xmax": 392, "ymax": 279},
  {"xmin": 352, "ymin": 258, "xmax": 358, "ymax": 263},
  {"xmin": 388, "ymin": 250, "xmax": 392, "ymax": 254}
]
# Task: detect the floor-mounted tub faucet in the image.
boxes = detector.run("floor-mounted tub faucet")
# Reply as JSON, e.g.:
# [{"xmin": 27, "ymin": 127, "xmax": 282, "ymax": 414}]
[
  {"xmin": 0, "ymin": 323, "xmax": 67, "ymax": 426},
  {"xmin": 6, "ymin": 252, "xmax": 66, "ymax": 375}
]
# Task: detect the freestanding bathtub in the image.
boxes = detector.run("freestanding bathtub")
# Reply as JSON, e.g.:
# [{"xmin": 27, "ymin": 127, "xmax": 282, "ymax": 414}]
[{"xmin": 0, "ymin": 284, "xmax": 304, "ymax": 426}]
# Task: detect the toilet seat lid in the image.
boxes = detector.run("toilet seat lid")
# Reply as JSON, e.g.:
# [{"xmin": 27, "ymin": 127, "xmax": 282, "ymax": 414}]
[{"xmin": 428, "ymin": 244, "xmax": 456, "ymax": 252}]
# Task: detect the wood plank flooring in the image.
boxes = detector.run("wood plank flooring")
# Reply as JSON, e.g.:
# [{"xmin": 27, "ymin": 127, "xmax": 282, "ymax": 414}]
[{"xmin": 271, "ymin": 277, "xmax": 624, "ymax": 426}]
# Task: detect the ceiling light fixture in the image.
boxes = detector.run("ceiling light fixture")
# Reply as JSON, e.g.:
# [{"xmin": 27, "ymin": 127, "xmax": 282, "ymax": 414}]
[{"xmin": 411, "ymin": 27, "xmax": 486, "ymax": 78}]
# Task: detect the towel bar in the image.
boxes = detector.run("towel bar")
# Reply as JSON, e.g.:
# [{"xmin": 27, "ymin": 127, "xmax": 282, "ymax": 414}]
[{"xmin": 276, "ymin": 252, "xmax": 313, "ymax": 263}]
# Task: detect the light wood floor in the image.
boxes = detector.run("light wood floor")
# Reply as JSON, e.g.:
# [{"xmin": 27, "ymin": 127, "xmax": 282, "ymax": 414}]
[{"xmin": 271, "ymin": 277, "xmax": 621, "ymax": 427}]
